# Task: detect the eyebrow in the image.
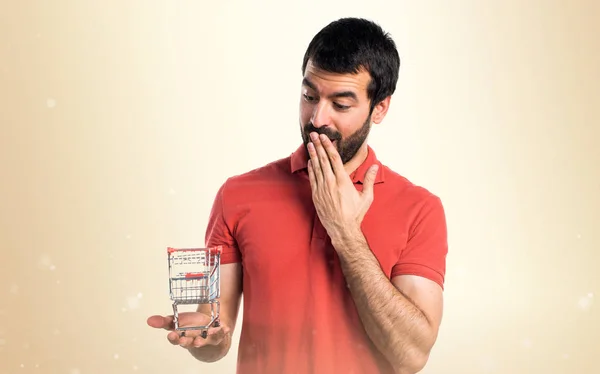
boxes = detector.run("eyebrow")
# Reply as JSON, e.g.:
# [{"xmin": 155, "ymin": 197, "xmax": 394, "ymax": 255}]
[{"xmin": 302, "ymin": 77, "xmax": 358, "ymax": 102}]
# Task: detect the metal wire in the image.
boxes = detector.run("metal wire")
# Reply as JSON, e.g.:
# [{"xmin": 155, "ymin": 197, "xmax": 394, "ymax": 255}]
[{"xmin": 167, "ymin": 247, "xmax": 221, "ymax": 333}]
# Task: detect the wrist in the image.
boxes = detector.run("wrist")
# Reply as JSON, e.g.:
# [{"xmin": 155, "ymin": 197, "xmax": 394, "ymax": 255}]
[{"xmin": 331, "ymin": 224, "xmax": 365, "ymax": 252}]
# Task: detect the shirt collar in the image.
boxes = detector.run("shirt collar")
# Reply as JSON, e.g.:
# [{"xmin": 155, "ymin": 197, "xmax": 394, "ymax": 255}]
[{"xmin": 290, "ymin": 144, "xmax": 385, "ymax": 184}]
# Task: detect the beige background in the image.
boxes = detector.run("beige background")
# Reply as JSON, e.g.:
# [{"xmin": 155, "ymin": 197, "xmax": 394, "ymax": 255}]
[{"xmin": 1, "ymin": 0, "xmax": 598, "ymax": 373}]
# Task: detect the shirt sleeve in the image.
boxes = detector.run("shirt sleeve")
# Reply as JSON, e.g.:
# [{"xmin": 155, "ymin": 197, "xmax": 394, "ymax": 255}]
[
  {"xmin": 204, "ymin": 181, "xmax": 242, "ymax": 264},
  {"xmin": 391, "ymin": 194, "xmax": 448, "ymax": 290}
]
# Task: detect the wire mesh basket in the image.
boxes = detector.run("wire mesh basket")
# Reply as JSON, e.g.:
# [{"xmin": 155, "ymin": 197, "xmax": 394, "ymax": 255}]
[{"xmin": 168, "ymin": 246, "xmax": 221, "ymax": 338}]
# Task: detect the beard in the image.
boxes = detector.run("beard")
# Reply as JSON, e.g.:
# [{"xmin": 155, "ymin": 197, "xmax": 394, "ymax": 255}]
[{"xmin": 301, "ymin": 114, "xmax": 372, "ymax": 164}]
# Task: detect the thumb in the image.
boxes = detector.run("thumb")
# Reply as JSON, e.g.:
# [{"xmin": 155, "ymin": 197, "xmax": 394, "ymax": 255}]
[
  {"xmin": 147, "ymin": 315, "xmax": 173, "ymax": 330},
  {"xmin": 362, "ymin": 164, "xmax": 379, "ymax": 197}
]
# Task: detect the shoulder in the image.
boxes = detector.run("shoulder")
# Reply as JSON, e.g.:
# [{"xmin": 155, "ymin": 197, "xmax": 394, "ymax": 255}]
[
  {"xmin": 381, "ymin": 164, "xmax": 444, "ymax": 209},
  {"xmin": 218, "ymin": 155, "xmax": 294, "ymax": 197},
  {"xmin": 375, "ymin": 163, "xmax": 447, "ymax": 236}
]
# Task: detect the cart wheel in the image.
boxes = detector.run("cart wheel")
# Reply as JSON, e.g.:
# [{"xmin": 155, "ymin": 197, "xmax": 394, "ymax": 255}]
[
  {"xmin": 213, "ymin": 320, "xmax": 220, "ymax": 328},
  {"xmin": 201, "ymin": 330, "xmax": 208, "ymax": 339}
]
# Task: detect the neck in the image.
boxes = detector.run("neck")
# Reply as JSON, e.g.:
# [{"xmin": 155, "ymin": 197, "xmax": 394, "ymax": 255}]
[{"xmin": 343, "ymin": 143, "xmax": 369, "ymax": 175}]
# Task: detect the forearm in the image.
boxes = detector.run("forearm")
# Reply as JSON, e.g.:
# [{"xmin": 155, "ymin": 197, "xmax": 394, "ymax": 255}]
[{"xmin": 332, "ymin": 230, "xmax": 436, "ymax": 373}]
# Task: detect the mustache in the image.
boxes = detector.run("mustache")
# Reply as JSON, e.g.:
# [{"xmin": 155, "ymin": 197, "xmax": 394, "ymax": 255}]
[{"xmin": 303, "ymin": 123, "xmax": 342, "ymax": 141}]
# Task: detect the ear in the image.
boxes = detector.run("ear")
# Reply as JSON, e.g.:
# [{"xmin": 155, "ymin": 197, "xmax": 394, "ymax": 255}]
[{"xmin": 371, "ymin": 96, "xmax": 391, "ymax": 124}]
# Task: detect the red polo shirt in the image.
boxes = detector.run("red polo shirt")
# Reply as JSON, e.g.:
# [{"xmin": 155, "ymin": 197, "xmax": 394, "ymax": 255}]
[{"xmin": 205, "ymin": 145, "xmax": 448, "ymax": 374}]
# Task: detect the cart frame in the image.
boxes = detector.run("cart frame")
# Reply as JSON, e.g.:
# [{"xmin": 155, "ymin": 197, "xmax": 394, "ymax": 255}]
[{"xmin": 167, "ymin": 246, "xmax": 222, "ymax": 338}]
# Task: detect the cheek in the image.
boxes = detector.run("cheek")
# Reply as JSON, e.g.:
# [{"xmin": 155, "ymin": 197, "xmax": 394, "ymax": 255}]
[
  {"xmin": 299, "ymin": 103, "xmax": 312, "ymax": 122},
  {"xmin": 335, "ymin": 118, "xmax": 356, "ymax": 138},
  {"xmin": 340, "ymin": 112, "xmax": 369, "ymax": 135}
]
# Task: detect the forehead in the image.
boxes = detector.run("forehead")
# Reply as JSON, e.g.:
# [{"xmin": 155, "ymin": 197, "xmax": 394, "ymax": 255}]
[{"xmin": 303, "ymin": 61, "xmax": 371, "ymax": 97}]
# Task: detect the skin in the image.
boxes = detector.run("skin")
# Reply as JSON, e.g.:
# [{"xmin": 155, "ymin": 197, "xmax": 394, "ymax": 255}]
[
  {"xmin": 302, "ymin": 61, "xmax": 444, "ymax": 373},
  {"xmin": 307, "ymin": 134, "xmax": 443, "ymax": 373},
  {"xmin": 300, "ymin": 61, "xmax": 376, "ymax": 173},
  {"xmin": 147, "ymin": 60, "xmax": 444, "ymax": 373}
]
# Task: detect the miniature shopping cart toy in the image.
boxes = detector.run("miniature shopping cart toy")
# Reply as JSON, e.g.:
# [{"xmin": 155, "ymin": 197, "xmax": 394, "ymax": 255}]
[{"xmin": 167, "ymin": 246, "xmax": 222, "ymax": 339}]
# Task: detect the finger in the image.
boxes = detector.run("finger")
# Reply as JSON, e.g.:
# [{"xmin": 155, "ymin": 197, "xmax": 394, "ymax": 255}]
[
  {"xmin": 166, "ymin": 326, "xmax": 205, "ymax": 343},
  {"xmin": 307, "ymin": 140, "xmax": 323, "ymax": 185},
  {"xmin": 361, "ymin": 164, "xmax": 379, "ymax": 199},
  {"xmin": 307, "ymin": 159, "xmax": 317, "ymax": 190},
  {"xmin": 176, "ymin": 325, "xmax": 230, "ymax": 349},
  {"xmin": 147, "ymin": 315, "xmax": 174, "ymax": 330},
  {"xmin": 314, "ymin": 134, "xmax": 335, "ymax": 182},
  {"xmin": 192, "ymin": 325, "xmax": 231, "ymax": 348},
  {"xmin": 167, "ymin": 328, "xmax": 204, "ymax": 347},
  {"xmin": 318, "ymin": 134, "xmax": 344, "ymax": 178},
  {"xmin": 167, "ymin": 330, "xmax": 184, "ymax": 345},
  {"xmin": 149, "ymin": 312, "xmax": 211, "ymax": 330},
  {"xmin": 176, "ymin": 332, "xmax": 202, "ymax": 348},
  {"xmin": 147, "ymin": 313, "xmax": 194, "ymax": 331}
]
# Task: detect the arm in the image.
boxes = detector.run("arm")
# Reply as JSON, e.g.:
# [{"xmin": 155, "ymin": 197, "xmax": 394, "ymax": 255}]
[
  {"xmin": 333, "ymin": 232, "xmax": 443, "ymax": 374},
  {"xmin": 190, "ymin": 179, "xmax": 243, "ymax": 361},
  {"xmin": 305, "ymin": 133, "xmax": 447, "ymax": 373},
  {"xmin": 188, "ymin": 262, "xmax": 243, "ymax": 362},
  {"xmin": 333, "ymin": 193, "xmax": 447, "ymax": 373},
  {"xmin": 148, "ymin": 181, "xmax": 244, "ymax": 362}
]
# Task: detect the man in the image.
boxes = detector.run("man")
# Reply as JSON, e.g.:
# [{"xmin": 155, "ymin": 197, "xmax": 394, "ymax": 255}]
[{"xmin": 148, "ymin": 17, "xmax": 448, "ymax": 374}]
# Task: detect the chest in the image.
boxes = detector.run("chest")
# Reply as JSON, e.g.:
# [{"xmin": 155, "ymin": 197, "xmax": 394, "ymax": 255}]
[{"xmin": 233, "ymin": 180, "xmax": 409, "ymax": 279}]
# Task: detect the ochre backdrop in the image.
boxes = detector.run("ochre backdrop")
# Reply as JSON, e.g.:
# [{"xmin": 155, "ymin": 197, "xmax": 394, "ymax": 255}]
[{"xmin": 1, "ymin": 1, "xmax": 598, "ymax": 373}]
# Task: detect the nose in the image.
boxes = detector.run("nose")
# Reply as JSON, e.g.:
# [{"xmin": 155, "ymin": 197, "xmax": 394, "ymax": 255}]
[{"xmin": 311, "ymin": 102, "xmax": 332, "ymax": 128}]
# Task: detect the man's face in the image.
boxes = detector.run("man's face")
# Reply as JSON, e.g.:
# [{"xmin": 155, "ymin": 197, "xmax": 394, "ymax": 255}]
[{"xmin": 299, "ymin": 61, "xmax": 374, "ymax": 164}]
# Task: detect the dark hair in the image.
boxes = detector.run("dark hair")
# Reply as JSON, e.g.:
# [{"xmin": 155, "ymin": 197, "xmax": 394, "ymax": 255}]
[{"xmin": 301, "ymin": 17, "xmax": 401, "ymax": 113}]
